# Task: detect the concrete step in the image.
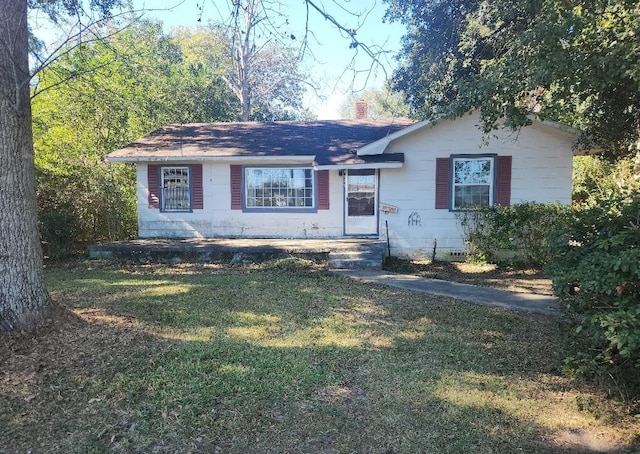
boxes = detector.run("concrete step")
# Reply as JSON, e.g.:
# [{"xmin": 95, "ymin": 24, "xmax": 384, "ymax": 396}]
[{"xmin": 328, "ymin": 250, "xmax": 384, "ymax": 270}]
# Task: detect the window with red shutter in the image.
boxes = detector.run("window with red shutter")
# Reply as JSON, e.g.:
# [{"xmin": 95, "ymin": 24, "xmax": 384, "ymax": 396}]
[
  {"xmin": 434, "ymin": 158, "xmax": 450, "ymax": 209},
  {"xmin": 436, "ymin": 155, "xmax": 512, "ymax": 210},
  {"xmin": 191, "ymin": 164, "xmax": 203, "ymax": 210},
  {"xmin": 159, "ymin": 166, "xmax": 191, "ymax": 211},
  {"xmin": 230, "ymin": 165, "xmax": 243, "ymax": 210},
  {"xmin": 231, "ymin": 165, "xmax": 323, "ymax": 212},
  {"xmin": 148, "ymin": 164, "xmax": 160, "ymax": 209},
  {"xmin": 317, "ymin": 170, "xmax": 330, "ymax": 210},
  {"xmin": 451, "ymin": 156, "xmax": 494, "ymax": 209},
  {"xmin": 149, "ymin": 164, "xmax": 204, "ymax": 212},
  {"xmin": 495, "ymin": 156, "xmax": 512, "ymax": 206}
]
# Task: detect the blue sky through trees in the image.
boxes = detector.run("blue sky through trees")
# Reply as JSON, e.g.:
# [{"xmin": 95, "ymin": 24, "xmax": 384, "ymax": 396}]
[
  {"xmin": 142, "ymin": 0, "xmax": 405, "ymax": 119},
  {"xmin": 30, "ymin": 0, "xmax": 405, "ymax": 119}
]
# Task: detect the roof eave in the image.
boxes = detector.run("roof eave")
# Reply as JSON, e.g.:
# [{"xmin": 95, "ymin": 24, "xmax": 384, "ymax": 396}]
[
  {"xmin": 357, "ymin": 119, "xmax": 432, "ymax": 156},
  {"xmin": 313, "ymin": 162, "xmax": 404, "ymax": 170},
  {"xmin": 105, "ymin": 155, "xmax": 316, "ymax": 164},
  {"xmin": 527, "ymin": 115, "xmax": 581, "ymax": 137}
]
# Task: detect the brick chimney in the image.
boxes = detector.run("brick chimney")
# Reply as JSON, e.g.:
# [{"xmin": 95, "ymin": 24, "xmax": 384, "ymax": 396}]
[{"xmin": 354, "ymin": 100, "xmax": 368, "ymax": 119}]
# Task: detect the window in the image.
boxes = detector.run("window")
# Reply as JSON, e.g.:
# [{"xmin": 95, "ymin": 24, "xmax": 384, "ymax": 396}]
[
  {"xmin": 435, "ymin": 155, "xmax": 511, "ymax": 210},
  {"xmin": 452, "ymin": 157, "xmax": 494, "ymax": 209},
  {"xmin": 346, "ymin": 169, "xmax": 376, "ymax": 216},
  {"xmin": 161, "ymin": 166, "xmax": 191, "ymax": 211},
  {"xmin": 244, "ymin": 167, "xmax": 314, "ymax": 209},
  {"xmin": 148, "ymin": 164, "xmax": 202, "ymax": 211}
]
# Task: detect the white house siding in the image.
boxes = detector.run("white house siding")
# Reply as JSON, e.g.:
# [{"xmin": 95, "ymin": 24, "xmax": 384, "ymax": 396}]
[
  {"xmin": 136, "ymin": 163, "xmax": 345, "ymax": 238},
  {"xmin": 132, "ymin": 115, "xmax": 575, "ymax": 259},
  {"xmin": 377, "ymin": 115, "xmax": 575, "ymax": 259}
]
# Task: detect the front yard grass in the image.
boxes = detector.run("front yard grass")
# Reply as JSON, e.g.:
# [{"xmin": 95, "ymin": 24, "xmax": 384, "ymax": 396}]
[{"xmin": 1, "ymin": 260, "xmax": 638, "ymax": 453}]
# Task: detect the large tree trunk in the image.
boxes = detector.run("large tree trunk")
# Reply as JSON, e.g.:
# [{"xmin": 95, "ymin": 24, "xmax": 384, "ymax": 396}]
[{"xmin": 0, "ymin": 0, "xmax": 52, "ymax": 331}]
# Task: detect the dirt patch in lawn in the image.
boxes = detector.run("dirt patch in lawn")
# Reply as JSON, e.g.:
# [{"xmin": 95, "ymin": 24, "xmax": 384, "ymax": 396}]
[
  {"xmin": 385, "ymin": 258, "xmax": 555, "ymax": 296},
  {"xmin": 1, "ymin": 301, "xmax": 169, "ymax": 453}
]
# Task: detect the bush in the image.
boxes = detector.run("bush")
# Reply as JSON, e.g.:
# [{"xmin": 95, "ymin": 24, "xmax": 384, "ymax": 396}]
[
  {"xmin": 36, "ymin": 162, "xmax": 137, "ymax": 246},
  {"xmin": 39, "ymin": 209, "xmax": 79, "ymax": 259},
  {"xmin": 573, "ymin": 155, "xmax": 637, "ymax": 205},
  {"xmin": 548, "ymin": 193, "xmax": 640, "ymax": 400},
  {"xmin": 456, "ymin": 202, "xmax": 570, "ymax": 266}
]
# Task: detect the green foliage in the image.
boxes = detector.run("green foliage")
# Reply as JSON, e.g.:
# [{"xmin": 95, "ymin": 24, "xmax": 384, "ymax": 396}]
[
  {"xmin": 385, "ymin": 0, "xmax": 482, "ymax": 120},
  {"xmin": 31, "ymin": 20, "xmax": 240, "ymax": 246},
  {"xmin": 186, "ymin": 19, "xmax": 310, "ymax": 121},
  {"xmin": 548, "ymin": 193, "xmax": 640, "ymax": 399},
  {"xmin": 456, "ymin": 203, "xmax": 570, "ymax": 266},
  {"xmin": 36, "ymin": 160, "xmax": 137, "ymax": 243},
  {"xmin": 170, "ymin": 26, "xmax": 241, "ymax": 123},
  {"xmin": 573, "ymin": 155, "xmax": 639, "ymax": 205},
  {"xmin": 386, "ymin": 0, "xmax": 640, "ymax": 158},
  {"xmin": 38, "ymin": 209, "xmax": 79, "ymax": 259}
]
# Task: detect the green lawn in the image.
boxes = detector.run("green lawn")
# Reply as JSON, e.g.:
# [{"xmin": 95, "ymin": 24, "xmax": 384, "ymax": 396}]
[{"xmin": 1, "ymin": 260, "xmax": 637, "ymax": 453}]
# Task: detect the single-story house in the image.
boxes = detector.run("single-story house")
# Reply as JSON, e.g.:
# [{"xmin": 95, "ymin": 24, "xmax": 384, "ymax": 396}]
[{"xmin": 106, "ymin": 111, "xmax": 577, "ymax": 259}]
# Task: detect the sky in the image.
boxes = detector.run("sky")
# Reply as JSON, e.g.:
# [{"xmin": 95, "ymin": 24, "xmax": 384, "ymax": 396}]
[{"xmin": 30, "ymin": 0, "xmax": 407, "ymax": 119}]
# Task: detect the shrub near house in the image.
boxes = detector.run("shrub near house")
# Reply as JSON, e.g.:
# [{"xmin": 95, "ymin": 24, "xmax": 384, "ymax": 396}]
[
  {"xmin": 456, "ymin": 202, "xmax": 570, "ymax": 265},
  {"xmin": 457, "ymin": 195, "xmax": 640, "ymax": 399},
  {"xmin": 548, "ymin": 193, "xmax": 640, "ymax": 399}
]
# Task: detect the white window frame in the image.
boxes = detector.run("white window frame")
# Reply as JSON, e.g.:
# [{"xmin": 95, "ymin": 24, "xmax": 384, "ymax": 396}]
[
  {"xmin": 244, "ymin": 166, "xmax": 315, "ymax": 212},
  {"xmin": 161, "ymin": 166, "xmax": 191, "ymax": 212},
  {"xmin": 451, "ymin": 156, "xmax": 495, "ymax": 210}
]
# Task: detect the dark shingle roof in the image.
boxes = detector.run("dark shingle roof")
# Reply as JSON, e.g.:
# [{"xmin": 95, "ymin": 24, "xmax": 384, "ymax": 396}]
[{"xmin": 107, "ymin": 118, "xmax": 414, "ymax": 166}]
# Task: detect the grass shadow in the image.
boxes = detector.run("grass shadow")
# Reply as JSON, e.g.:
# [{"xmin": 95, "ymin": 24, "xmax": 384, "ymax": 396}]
[{"xmin": 1, "ymin": 262, "xmax": 636, "ymax": 452}]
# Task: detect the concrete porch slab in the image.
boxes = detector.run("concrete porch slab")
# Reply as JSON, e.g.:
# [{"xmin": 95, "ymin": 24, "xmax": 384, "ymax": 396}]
[{"xmin": 88, "ymin": 238, "xmax": 387, "ymax": 266}]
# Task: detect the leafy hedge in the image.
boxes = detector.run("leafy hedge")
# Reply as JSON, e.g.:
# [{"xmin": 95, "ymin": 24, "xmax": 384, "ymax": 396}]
[
  {"xmin": 36, "ymin": 161, "xmax": 137, "ymax": 257},
  {"xmin": 456, "ymin": 202, "xmax": 570, "ymax": 266},
  {"xmin": 38, "ymin": 209, "xmax": 79, "ymax": 260},
  {"xmin": 457, "ymin": 197, "xmax": 640, "ymax": 398},
  {"xmin": 548, "ymin": 193, "xmax": 640, "ymax": 399}
]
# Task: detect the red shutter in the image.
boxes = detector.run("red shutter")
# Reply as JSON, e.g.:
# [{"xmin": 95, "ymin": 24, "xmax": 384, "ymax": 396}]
[
  {"xmin": 435, "ymin": 158, "xmax": 450, "ymax": 209},
  {"xmin": 147, "ymin": 164, "xmax": 160, "ymax": 209},
  {"xmin": 317, "ymin": 170, "xmax": 330, "ymax": 210},
  {"xmin": 495, "ymin": 155, "xmax": 512, "ymax": 206},
  {"xmin": 230, "ymin": 165, "xmax": 243, "ymax": 209},
  {"xmin": 191, "ymin": 164, "xmax": 203, "ymax": 209}
]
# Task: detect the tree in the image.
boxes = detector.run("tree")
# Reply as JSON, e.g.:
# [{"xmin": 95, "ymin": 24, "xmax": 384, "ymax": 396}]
[
  {"xmin": 171, "ymin": 26, "xmax": 240, "ymax": 123},
  {"xmin": 32, "ymin": 20, "xmax": 244, "ymax": 251},
  {"xmin": 241, "ymin": 41, "xmax": 308, "ymax": 121},
  {"xmin": 386, "ymin": 0, "xmax": 640, "ymax": 159},
  {"xmin": 385, "ymin": 0, "xmax": 481, "ymax": 119},
  {"xmin": 338, "ymin": 85, "xmax": 409, "ymax": 119},
  {"xmin": 213, "ymin": 0, "xmax": 308, "ymax": 121},
  {"xmin": 0, "ymin": 0, "xmax": 125, "ymax": 331},
  {"xmin": 1, "ymin": 1, "xmax": 53, "ymax": 330},
  {"xmin": 1, "ymin": 0, "xmax": 397, "ymax": 331}
]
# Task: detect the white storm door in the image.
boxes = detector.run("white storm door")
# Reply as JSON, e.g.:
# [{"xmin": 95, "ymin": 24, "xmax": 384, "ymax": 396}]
[{"xmin": 344, "ymin": 169, "xmax": 378, "ymax": 236}]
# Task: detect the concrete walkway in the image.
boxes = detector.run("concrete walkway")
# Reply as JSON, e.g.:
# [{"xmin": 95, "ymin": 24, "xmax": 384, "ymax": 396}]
[{"xmin": 331, "ymin": 269, "xmax": 561, "ymax": 316}]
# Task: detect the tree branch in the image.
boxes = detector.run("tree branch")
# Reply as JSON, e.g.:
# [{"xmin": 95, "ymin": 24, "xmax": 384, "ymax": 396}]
[{"xmin": 303, "ymin": 0, "xmax": 390, "ymax": 80}]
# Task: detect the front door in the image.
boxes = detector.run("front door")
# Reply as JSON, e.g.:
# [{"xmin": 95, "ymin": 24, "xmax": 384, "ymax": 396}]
[{"xmin": 344, "ymin": 169, "xmax": 378, "ymax": 236}]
